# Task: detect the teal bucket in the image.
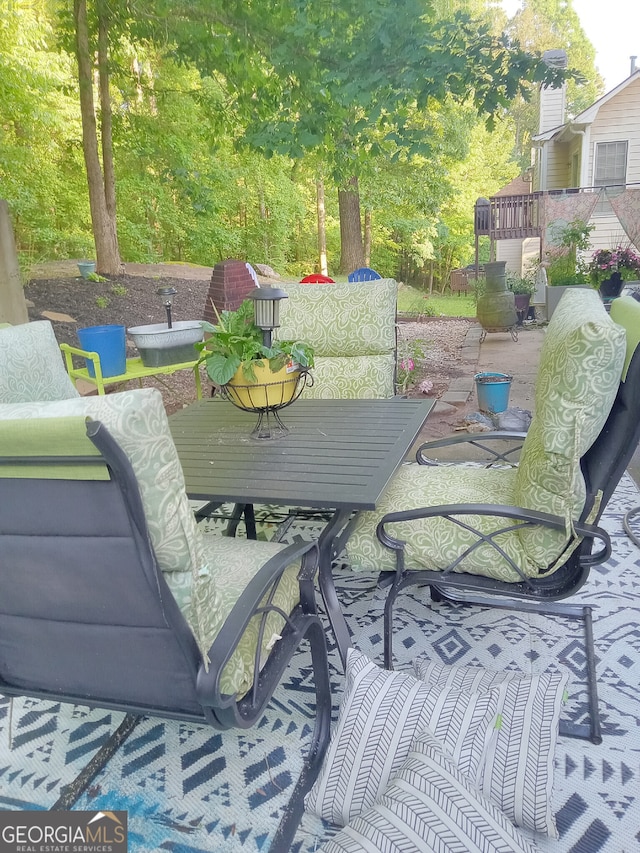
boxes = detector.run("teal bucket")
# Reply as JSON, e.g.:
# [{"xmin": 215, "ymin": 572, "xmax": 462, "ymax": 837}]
[
  {"xmin": 475, "ymin": 372, "xmax": 512, "ymax": 414},
  {"xmin": 77, "ymin": 324, "xmax": 126, "ymax": 378}
]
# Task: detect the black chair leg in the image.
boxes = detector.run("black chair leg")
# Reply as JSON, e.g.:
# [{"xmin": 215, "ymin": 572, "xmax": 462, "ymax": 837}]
[
  {"xmin": 384, "ymin": 581, "xmax": 603, "ymax": 745},
  {"xmin": 428, "ymin": 585, "xmax": 603, "ymax": 744},
  {"xmin": 270, "ymin": 619, "xmax": 332, "ymax": 852}
]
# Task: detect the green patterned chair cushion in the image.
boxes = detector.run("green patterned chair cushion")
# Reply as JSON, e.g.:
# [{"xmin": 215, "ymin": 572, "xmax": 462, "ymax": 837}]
[
  {"xmin": 348, "ymin": 289, "xmax": 627, "ymax": 581},
  {"xmin": 0, "ymin": 320, "xmax": 79, "ymax": 402},
  {"xmin": 192, "ymin": 535, "xmax": 300, "ymax": 697},
  {"xmin": 513, "ymin": 288, "xmax": 626, "ymax": 567},
  {"xmin": 0, "ymin": 388, "xmax": 205, "ymax": 576},
  {"xmin": 277, "ymin": 280, "xmax": 397, "ymax": 357},
  {"xmin": 346, "ymin": 463, "xmax": 532, "ymax": 582},
  {"xmin": 304, "ymin": 354, "xmax": 396, "ymax": 399},
  {"xmin": 0, "ymin": 387, "xmax": 302, "ymax": 696}
]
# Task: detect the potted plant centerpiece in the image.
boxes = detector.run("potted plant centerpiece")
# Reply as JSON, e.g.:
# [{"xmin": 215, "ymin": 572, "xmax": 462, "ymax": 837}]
[
  {"xmin": 588, "ymin": 245, "xmax": 640, "ymax": 299},
  {"xmin": 198, "ymin": 297, "xmax": 314, "ymax": 410}
]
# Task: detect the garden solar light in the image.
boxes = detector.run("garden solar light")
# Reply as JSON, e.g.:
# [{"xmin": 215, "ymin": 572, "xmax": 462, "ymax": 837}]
[
  {"xmin": 249, "ymin": 286, "xmax": 288, "ymax": 347},
  {"xmin": 157, "ymin": 285, "xmax": 178, "ymax": 328}
]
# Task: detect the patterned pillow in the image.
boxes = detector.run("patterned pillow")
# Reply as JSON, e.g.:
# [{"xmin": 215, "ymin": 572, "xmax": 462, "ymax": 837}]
[
  {"xmin": 0, "ymin": 320, "xmax": 79, "ymax": 402},
  {"xmin": 413, "ymin": 655, "xmax": 568, "ymax": 837},
  {"xmin": 319, "ymin": 728, "xmax": 540, "ymax": 853},
  {"xmin": 514, "ymin": 288, "xmax": 626, "ymax": 568},
  {"xmin": 304, "ymin": 354, "xmax": 396, "ymax": 399},
  {"xmin": 0, "ymin": 388, "xmax": 205, "ymax": 577},
  {"xmin": 346, "ymin": 463, "xmax": 534, "ymax": 582},
  {"xmin": 277, "ymin": 280, "xmax": 397, "ymax": 357},
  {"xmin": 304, "ymin": 649, "xmax": 499, "ymax": 827}
]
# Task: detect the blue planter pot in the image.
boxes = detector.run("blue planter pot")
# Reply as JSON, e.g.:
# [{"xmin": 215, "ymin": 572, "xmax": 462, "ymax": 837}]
[{"xmin": 78, "ymin": 261, "xmax": 96, "ymax": 279}]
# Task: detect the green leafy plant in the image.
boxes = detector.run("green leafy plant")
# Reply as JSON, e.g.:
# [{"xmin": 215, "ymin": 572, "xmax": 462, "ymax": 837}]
[
  {"xmin": 507, "ymin": 271, "xmax": 536, "ymax": 296},
  {"xmin": 546, "ymin": 218, "xmax": 594, "ymax": 285},
  {"xmin": 198, "ymin": 299, "xmax": 314, "ymax": 386},
  {"xmin": 87, "ymin": 272, "xmax": 108, "ymax": 282},
  {"xmin": 95, "ymin": 296, "xmax": 109, "ymax": 309},
  {"xmin": 110, "ymin": 283, "xmax": 127, "ymax": 296}
]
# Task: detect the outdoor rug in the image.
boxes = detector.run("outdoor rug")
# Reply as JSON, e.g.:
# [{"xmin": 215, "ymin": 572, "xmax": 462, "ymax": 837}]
[{"xmin": 1, "ymin": 475, "xmax": 639, "ymax": 851}]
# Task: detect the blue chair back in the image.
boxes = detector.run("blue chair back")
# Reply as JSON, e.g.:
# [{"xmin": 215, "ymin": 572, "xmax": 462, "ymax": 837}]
[{"xmin": 348, "ymin": 267, "xmax": 382, "ymax": 282}]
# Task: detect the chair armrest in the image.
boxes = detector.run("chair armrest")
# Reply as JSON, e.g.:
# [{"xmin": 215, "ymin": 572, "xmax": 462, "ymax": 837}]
[
  {"xmin": 376, "ymin": 503, "xmax": 610, "ymax": 584},
  {"xmin": 60, "ymin": 343, "xmax": 104, "ymax": 376},
  {"xmin": 416, "ymin": 432, "xmax": 527, "ymax": 467},
  {"xmin": 196, "ymin": 539, "xmax": 319, "ymax": 706}
]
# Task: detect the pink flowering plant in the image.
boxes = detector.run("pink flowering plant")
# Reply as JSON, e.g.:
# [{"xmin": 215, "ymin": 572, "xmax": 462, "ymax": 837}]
[
  {"xmin": 396, "ymin": 339, "xmax": 425, "ymax": 393},
  {"xmin": 588, "ymin": 246, "xmax": 640, "ymax": 284}
]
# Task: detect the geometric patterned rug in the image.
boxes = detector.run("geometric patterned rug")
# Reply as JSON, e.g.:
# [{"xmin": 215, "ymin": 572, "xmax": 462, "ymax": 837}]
[{"xmin": 1, "ymin": 475, "xmax": 639, "ymax": 852}]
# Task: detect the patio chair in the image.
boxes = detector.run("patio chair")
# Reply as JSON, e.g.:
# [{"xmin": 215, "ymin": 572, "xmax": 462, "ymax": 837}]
[
  {"xmin": 345, "ymin": 291, "xmax": 640, "ymax": 744},
  {"xmin": 0, "ymin": 319, "xmax": 79, "ymax": 402},
  {"xmin": 347, "ymin": 267, "xmax": 382, "ymax": 282},
  {"xmin": 0, "ymin": 387, "xmax": 331, "ymax": 851},
  {"xmin": 278, "ymin": 279, "xmax": 398, "ymax": 400}
]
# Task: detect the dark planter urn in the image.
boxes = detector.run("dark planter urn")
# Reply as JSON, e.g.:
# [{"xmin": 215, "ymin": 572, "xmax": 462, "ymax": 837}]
[
  {"xmin": 514, "ymin": 294, "xmax": 531, "ymax": 325},
  {"xmin": 599, "ymin": 272, "xmax": 625, "ymax": 300},
  {"xmin": 476, "ymin": 261, "xmax": 517, "ymax": 339}
]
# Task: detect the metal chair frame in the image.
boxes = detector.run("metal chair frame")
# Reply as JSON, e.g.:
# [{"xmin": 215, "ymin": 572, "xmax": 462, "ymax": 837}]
[
  {"xmin": 0, "ymin": 419, "xmax": 331, "ymax": 850},
  {"xmin": 372, "ymin": 330, "xmax": 640, "ymax": 745}
]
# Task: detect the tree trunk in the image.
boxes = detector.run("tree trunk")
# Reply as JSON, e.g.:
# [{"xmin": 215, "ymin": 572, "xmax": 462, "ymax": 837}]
[
  {"xmin": 74, "ymin": 0, "xmax": 121, "ymax": 275},
  {"xmin": 316, "ymin": 180, "xmax": 328, "ymax": 275},
  {"xmin": 0, "ymin": 200, "xmax": 28, "ymax": 324},
  {"xmin": 338, "ymin": 176, "xmax": 364, "ymax": 275},
  {"xmin": 363, "ymin": 207, "xmax": 372, "ymax": 266},
  {"xmin": 97, "ymin": 0, "xmax": 116, "ymax": 221}
]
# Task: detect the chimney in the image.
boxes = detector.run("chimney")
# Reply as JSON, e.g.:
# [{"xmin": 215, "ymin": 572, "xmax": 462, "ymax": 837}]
[
  {"xmin": 539, "ymin": 49, "xmax": 568, "ymax": 134},
  {"xmin": 632, "ymin": 56, "xmax": 638, "ymax": 75}
]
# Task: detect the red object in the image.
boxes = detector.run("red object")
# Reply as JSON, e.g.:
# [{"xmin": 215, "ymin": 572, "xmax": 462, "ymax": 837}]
[{"xmin": 300, "ymin": 274, "xmax": 335, "ymax": 284}]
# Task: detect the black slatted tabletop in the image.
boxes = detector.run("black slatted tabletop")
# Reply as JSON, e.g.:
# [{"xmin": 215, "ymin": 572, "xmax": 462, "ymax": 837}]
[{"xmin": 169, "ymin": 398, "xmax": 434, "ymax": 510}]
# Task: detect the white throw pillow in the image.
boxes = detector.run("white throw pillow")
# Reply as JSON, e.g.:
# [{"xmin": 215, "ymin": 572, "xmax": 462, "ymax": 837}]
[
  {"xmin": 319, "ymin": 728, "xmax": 541, "ymax": 853},
  {"xmin": 305, "ymin": 649, "xmax": 499, "ymax": 827},
  {"xmin": 414, "ymin": 655, "xmax": 568, "ymax": 837}
]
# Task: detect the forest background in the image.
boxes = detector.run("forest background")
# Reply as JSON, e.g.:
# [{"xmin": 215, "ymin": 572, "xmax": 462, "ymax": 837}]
[{"xmin": 1, "ymin": 0, "xmax": 602, "ymax": 289}]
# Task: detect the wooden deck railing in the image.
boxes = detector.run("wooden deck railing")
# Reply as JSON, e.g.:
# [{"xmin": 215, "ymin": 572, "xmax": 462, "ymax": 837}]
[
  {"xmin": 488, "ymin": 192, "xmax": 543, "ymax": 239},
  {"xmin": 483, "ymin": 183, "xmax": 640, "ymax": 240}
]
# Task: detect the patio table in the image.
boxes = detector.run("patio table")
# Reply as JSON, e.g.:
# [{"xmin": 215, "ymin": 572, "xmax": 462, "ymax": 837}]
[{"xmin": 169, "ymin": 397, "xmax": 435, "ymax": 662}]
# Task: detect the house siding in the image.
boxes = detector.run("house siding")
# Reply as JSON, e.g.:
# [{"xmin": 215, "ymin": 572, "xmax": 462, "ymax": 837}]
[
  {"xmin": 539, "ymin": 85, "xmax": 566, "ymax": 134},
  {"xmin": 497, "ymin": 237, "xmax": 540, "ymax": 277},
  {"xmin": 587, "ymin": 77, "xmax": 640, "ymax": 185},
  {"xmin": 586, "ymin": 77, "xmax": 640, "ymax": 252},
  {"xmin": 494, "ymin": 74, "xmax": 640, "ymax": 269},
  {"xmin": 542, "ymin": 141, "xmax": 571, "ymax": 190}
]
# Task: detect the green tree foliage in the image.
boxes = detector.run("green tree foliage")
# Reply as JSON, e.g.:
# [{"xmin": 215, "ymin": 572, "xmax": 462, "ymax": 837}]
[
  {"xmin": 0, "ymin": 0, "xmax": 92, "ymax": 262},
  {"xmin": 1, "ymin": 0, "xmax": 583, "ymax": 285}
]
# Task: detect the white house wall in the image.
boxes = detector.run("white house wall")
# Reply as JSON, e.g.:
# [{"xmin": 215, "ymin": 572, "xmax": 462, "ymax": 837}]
[
  {"xmin": 586, "ymin": 76, "xmax": 640, "ymax": 186},
  {"xmin": 586, "ymin": 76, "xmax": 640, "ymax": 251},
  {"xmin": 496, "ymin": 237, "xmax": 540, "ymax": 277},
  {"xmin": 539, "ymin": 84, "xmax": 566, "ymax": 134},
  {"xmin": 542, "ymin": 141, "xmax": 571, "ymax": 190}
]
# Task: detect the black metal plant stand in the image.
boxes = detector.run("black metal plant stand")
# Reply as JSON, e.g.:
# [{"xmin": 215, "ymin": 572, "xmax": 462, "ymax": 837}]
[{"xmin": 221, "ymin": 370, "xmax": 313, "ymax": 439}]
